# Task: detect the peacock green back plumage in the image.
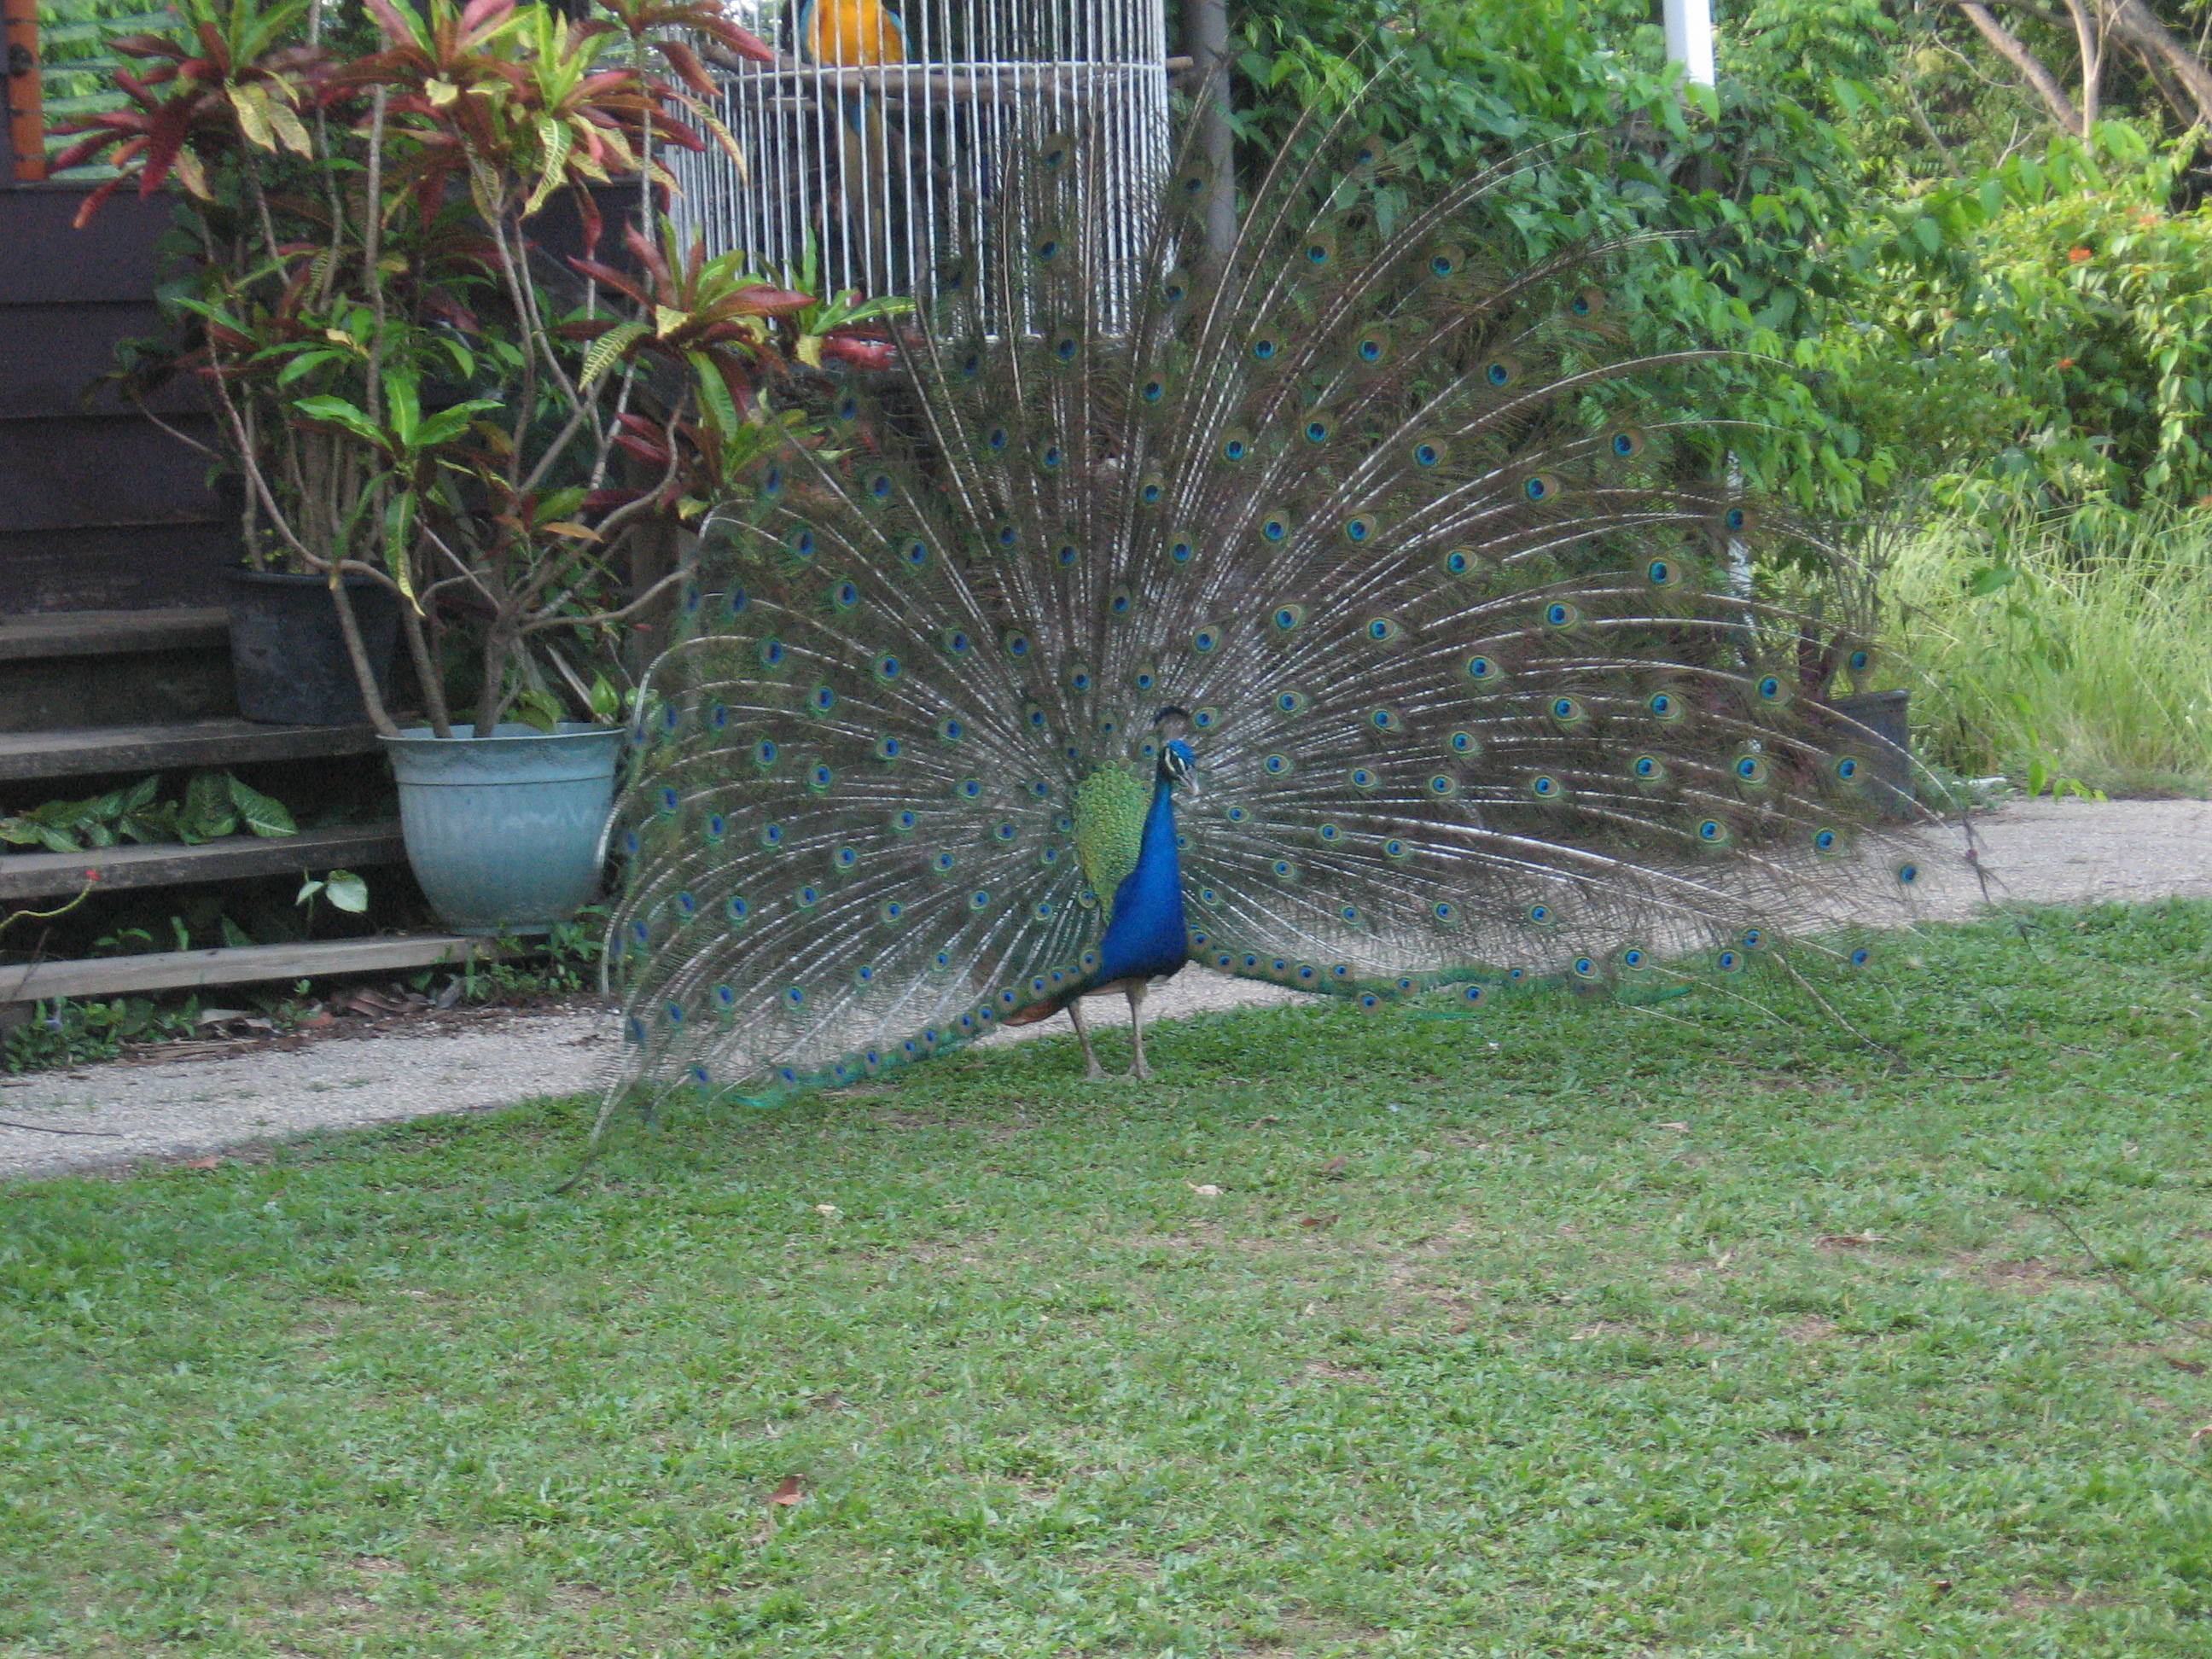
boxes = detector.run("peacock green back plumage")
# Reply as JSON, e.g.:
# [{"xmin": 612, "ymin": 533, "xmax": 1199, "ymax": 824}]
[{"xmin": 600, "ymin": 86, "xmax": 1970, "ymax": 1109}]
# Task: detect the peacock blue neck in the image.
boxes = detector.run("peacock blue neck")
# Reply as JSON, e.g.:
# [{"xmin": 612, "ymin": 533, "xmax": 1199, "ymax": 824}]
[{"xmin": 1089, "ymin": 765, "xmax": 1188, "ymax": 987}]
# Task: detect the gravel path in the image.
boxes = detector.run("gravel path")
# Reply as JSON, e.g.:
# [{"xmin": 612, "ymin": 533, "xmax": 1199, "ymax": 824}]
[{"xmin": 5, "ymin": 796, "xmax": 2206, "ymax": 1181}]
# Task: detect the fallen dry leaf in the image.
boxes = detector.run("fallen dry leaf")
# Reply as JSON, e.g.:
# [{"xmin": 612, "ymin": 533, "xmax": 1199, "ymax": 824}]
[
  {"xmin": 766, "ymin": 1475, "xmax": 806, "ymax": 1508},
  {"xmin": 181, "ymin": 1155, "xmax": 223, "ymax": 1170},
  {"xmin": 1655, "ymin": 1121, "xmax": 1691, "ymax": 1132},
  {"xmin": 2192, "ymin": 1423, "xmax": 2212, "ymax": 1445},
  {"xmin": 1299, "ymin": 1214, "xmax": 1339, "ymax": 1231},
  {"xmin": 2167, "ymin": 1356, "xmax": 2209, "ymax": 1376},
  {"xmin": 813, "ymin": 1203, "xmax": 841, "ymax": 1219},
  {"xmin": 1318, "ymin": 1155, "xmax": 1348, "ymax": 1178},
  {"xmin": 1187, "ymin": 1182, "xmax": 1223, "ymax": 1196},
  {"xmin": 1816, "ymin": 1232, "xmax": 1886, "ymax": 1249}
]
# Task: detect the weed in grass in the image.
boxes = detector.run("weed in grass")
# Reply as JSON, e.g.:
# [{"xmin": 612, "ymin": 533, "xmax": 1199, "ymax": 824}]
[{"xmin": 3, "ymin": 906, "xmax": 2212, "ymax": 1654}]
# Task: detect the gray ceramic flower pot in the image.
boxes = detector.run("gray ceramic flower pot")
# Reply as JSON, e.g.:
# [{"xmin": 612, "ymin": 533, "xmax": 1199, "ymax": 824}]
[{"xmin": 381, "ymin": 723, "xmax": 626, "ymax": 934}]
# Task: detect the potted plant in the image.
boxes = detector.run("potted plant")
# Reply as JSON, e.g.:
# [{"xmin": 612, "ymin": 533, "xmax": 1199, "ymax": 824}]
[{"xmin": 60, "ymin": 0, "xmax": 896, "ymax": 931}]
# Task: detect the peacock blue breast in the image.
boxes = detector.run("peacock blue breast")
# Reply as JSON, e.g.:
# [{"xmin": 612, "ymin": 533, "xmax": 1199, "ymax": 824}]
[{"xmin": 1089, "ymin": 769, "xmax": 1189, "ymax": 987}]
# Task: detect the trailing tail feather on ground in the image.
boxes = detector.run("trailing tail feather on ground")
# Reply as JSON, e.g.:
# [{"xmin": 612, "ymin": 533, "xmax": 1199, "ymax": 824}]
[{"xmin": 595, "ymin": 79, "xmax": 1976, "ymax": 1126}]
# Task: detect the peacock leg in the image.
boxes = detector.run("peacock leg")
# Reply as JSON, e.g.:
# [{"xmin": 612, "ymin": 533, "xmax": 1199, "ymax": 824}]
[
  {"xmin": 1066, "ymin": 996, "xmax": 1107, "ymax": 1080},
  {"xmin": 1126, "ymin": 981, "xmax": 1155, "ymax": 1080}
]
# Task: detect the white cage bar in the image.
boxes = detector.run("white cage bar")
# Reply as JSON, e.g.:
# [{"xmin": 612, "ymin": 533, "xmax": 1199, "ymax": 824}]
[{"xmin": 668, "ymin": 0, "xmax": 1171, "ymax": 334}]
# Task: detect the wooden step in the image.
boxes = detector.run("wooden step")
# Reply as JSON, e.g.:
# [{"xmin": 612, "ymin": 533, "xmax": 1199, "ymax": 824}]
[
  {"xmin": 0, "ymin": 821, "xmax": 405, "ymax": 903},
  {"xmin": 1, "ymin": 934, "xmax": 498, "ymax": 1004},
  {"xmin": 0, "ymin": 606, "xmax": 228, "ymax": 662},
  {"xmin": 0, "ymin": 717, "xmax": 382, "ymax": 783}
]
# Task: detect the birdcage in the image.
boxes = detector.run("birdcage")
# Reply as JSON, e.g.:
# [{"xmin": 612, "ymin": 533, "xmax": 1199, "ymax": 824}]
[{"xmin": 666, "ymin": 0, "xmax": 1171, "ymax": 334}]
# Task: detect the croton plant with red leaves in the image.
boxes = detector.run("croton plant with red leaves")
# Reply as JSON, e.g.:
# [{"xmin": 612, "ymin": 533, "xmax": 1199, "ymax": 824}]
[{"xmin": 58, "ymin": 0, "xmax": 902, "ymax": 738}]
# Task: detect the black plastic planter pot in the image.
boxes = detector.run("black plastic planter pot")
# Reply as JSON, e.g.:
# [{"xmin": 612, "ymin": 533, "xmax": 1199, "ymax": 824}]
[{"xmin": 227, "ymin": 568, "xmax": 399, "ymax": 725}]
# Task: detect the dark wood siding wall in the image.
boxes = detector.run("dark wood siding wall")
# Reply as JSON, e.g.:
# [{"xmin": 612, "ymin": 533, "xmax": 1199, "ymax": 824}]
[{"xmin": 1, "ymin": 185, "xmax": 232, "ymax": 615}]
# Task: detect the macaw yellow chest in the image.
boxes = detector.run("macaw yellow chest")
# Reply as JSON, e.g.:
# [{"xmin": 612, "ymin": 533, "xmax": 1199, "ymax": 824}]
[{"xmin": 803, "ymin": 0, "xmax": 905, "ymax": 66}]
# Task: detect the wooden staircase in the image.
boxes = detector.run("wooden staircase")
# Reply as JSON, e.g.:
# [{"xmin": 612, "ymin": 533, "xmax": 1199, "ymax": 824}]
[{"xmin": 0, "ymin": 606, "xmax": 491, "ymax": 1017}]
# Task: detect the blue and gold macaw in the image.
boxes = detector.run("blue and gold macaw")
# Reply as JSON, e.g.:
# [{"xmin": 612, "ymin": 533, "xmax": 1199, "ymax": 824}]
[{"xmin": 793, "ymin": 0, "xmax": 908, "ymax": 294}]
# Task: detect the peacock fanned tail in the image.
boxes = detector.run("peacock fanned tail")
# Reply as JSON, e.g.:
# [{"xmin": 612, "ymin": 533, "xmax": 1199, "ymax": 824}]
[{"xmin": 600, "ymin": 84, "xmax": 1971, "ymax": 1113}]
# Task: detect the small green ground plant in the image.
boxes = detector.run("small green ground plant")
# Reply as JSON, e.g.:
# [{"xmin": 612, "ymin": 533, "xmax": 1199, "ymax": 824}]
[
  {"xmin": 1885, "ymin": 505, "xmax": 2212, "ymax": 795},
  {"xmin": 7, "ymin": 903, "xmax": 2212, "ymax": 1655}
]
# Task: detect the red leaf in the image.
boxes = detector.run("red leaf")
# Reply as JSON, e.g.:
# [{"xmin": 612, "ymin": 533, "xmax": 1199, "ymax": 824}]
[
  {"xmin": 71, "ymin": 175, "xmax": 131, "ymax": 230},
  {"xmin": 818, "ymin": 335, "xmax": 897, "ymax": 370},
  {"xmin": 655, "ymin": 37, "xmax": 715, "ymax": 98}
]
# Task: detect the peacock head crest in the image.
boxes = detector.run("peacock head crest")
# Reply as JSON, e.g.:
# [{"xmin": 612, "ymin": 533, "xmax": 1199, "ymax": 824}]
[{"xmin": 1154, "ymin": 707, "xmax": 1198, "ymax": 793}]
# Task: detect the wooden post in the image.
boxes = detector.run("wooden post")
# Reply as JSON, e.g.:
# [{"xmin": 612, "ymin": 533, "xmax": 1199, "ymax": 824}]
[
  {"xmin": 3, "ymin": 0, "xmax": 46, "ymax": 182},
  {"xmin": 1182, "ymin": 0, "xmax": 1234, "ymax": 264}
]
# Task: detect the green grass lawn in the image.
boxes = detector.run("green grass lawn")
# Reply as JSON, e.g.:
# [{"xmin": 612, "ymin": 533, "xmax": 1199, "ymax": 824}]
[{"xmin": 9, "ymin": 906, "xmax": 2212, "ymax": 1656}]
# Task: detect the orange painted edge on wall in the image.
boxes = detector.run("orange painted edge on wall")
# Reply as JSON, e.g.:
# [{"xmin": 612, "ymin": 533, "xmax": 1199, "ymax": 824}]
[{"xmin": 3, "ymin": 0, "xmax": 47, "ymax": 183}]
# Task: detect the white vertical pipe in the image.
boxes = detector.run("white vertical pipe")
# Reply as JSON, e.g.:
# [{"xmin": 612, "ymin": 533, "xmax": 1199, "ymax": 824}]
[{"xmin": 1663, "ymin": 0, "xmax": 1715, "ymax": 87}]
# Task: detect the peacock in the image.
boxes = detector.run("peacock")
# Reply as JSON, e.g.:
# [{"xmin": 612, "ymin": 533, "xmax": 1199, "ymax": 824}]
[{"xmin": 597, "ymin": 84, "xmax": 1971, "ymax": 1116}]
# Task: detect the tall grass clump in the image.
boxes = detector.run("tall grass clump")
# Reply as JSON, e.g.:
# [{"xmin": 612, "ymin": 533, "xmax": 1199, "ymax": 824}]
[{"xmin": 1883, "ymin": 506, "xmax": 2212, "ymax": 795}]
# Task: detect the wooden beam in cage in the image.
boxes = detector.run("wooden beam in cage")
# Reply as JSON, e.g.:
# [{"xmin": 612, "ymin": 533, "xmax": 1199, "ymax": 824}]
[{"xmin": 3, "ymin": 0, "xmax": 46, "ymax": 183}]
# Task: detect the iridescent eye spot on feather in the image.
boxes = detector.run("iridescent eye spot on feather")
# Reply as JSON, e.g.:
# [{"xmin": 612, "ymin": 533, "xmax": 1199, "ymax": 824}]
[
  {"xmin": 1412, "ymin": 439, "xmax": 1446, "ymax": 469},
  {"xmin": 785, "ymin": 986, "xmax": 807, "ymax": 1008},
  {"xmin": 1428, "ymin": 773, "xmax": 1458, "ymax": 797},
  {"xmin": 1523, "ymin": 473, "xmax": 1560, "ymax": 503},
  {"xmin": 1449, "ymin": 730, "xmax": 1480, "ymax": 754},
  {"xmin": 991, "ymin": 821, "xmax": 1017, "ymax": 843},
  {"xmin": 1273, "ymin": 604, "xmax": 1304, "ymax": 632},
  {"xmin": 807, "ymin": 762, "xmax": 835, "ymax": 791},
  {"xmin": 789, "ymin": 527, "xmax": 817, "ymax": 559},
  {"xmin": 1527, "ymin": 905, "xmax": 1553, "ymax": 926},
  {"xmin": 664, "ymin": 1000, "xmax": 684, "ymax": 1025},
  {"xmin": 940, "ymin": 628, "xmax": 970, "ymax": 656},
  {"xmin": 1466, "ymin": 655, "xmax": 1503, "ymax": 685},
  {"xmin": 939, "ymin": 717, "xmax": 965, "ymax": 742},
  {"xmin": 1721, "ymin": 505, "xmax": 1750, "ymax": 533},
  {"xmin": 1220, "ymin": 430, "xmax": 1252, "ymax": 463},
  {"xmin": 809, "ymin": 684, "xmax": 836, "ymax": 713},
  {"xmin": 955, "ymin": 778, "xmax": 983, "ymax": 800},
  {"xmin": 1443, "ymin": 549, "xmax": 1471, "ymax": 575},
  {"xmin": 1056, "ymin": 543, "xmax": 1080, "ymax": 568},
  {"xmin": 1161, "ymin": 271, "xmax": 1189, "ymax": 304},
  {"xmin": 1716, "ymin": 949, "xmax": 1743, "ymax": 972},
  {"xmin": 1108, "ymin": 585, "xmax": 1134, "ymax": 616},
  {"xmin": 1461, "ymin": 983, "xmax": 1487, "ymax": 1007},
  {"xmin": 1850, "ymin": 946, "xmax": 1872, "ymax": 967},
  {"xmin": 621, "ymin": 829, "xmax": 640, "ymax": 857},
  {"xmin": 714, "ymin": 984, "xmax": 736, "ymax": 1011},
  {"xmin": 724, "ymin": 585, "xmax": 749, "ymax": 617},
  {"xmin": 1697, "ymin": 818, "xmax": 1731, "ymax": 845},
  {"xmin": 1621, "ymin": 947, "xmax": 1645, "ymax": 969},
  {"xmin": 1365, "ymin": 617, "xmax": 1400, "ymax": 643},
  {"xmin": 1354, "ymin": 329, "xmax": 1388, "ymax": 364},
  {"xmin": 1262, "ymin": 753, "xmax": 1293, "ymax": 776},
  {"xmin": 1068, "ymin": 664, "xmax": 1093, "ymax": 693},
  {"xmin": 1138, "ymin": 473, "xmax": 1166, "ymax": 504},
  {"xmin": 1277, "ymin": 690, "xmax": 1309, "ymax": 714},
  {"xmin": 1742, "ymin": 928, "xmax": 1764, "ymax": 950},
  {"xmin": 758, "ymin": 637, "xmax": 786, "ymax": 668},
  {"xmin": 1192, "ymin": 707, "xmax": 1221, "ymax": 729},
  {"xmin": 1343, "ymin": 514, "xmax": 1377, "ymax": 544},
  {"xmin": 1756, "ymin": 675, "xmax": 1786, "ymax": 702},
  {"xmin": 932, "ymin": 852, "xmax": 958, "ymax": 873},
  {"xmin": 1647, "ymin": 557, "xmax": 1679, "ymax": 587},
  {"xmin": 1428, "ymin": 244, "xmax": 1463, "ymax": 278},
  {"xmin": 1196, "ymin": 887, "xmax": 1222, "ymax": 909},
  {"xmin": 1304, "ymin": 418, "xmax": 1330, "ymax": 445},
  {"xmin": 1272, "ymin": 860, "xmax": 1298, "ymax": 882},
  {"xmin": 726, "ymin": 896, "xmax": 750, "ymax": 924},
  {"xmin": 751, "ymin": 739, "xmax": 779, "ymax": 769},
  {"xmin": 982, "ymin": 424, "xmax": 1010, "ymax": 451},
  {"xmin": 833, "ymin": 580, "xmax": 862, "ymax": 611},
  {"xmin": 1835, "ymin": 755, "xmax": 1860, "ymax": 782},
  {"xmin": 762, "ymin": 823, "xmax": 783, "ymax": 846},
  {"xmin": 1349, "ymin": 766, "xmax": 1379, "ymax": 792},
  {"xmin": 1735, "ymin": 754, "xmax": 1770, "ymax": 785},
  {"xmin": 1224, "ymin": 806, "xmax": 1249, "ymax": 824},
  {"xmin": 832, "ymin": 846, "xmax": 859, "ymax": 870},
  {"xmin": 1259, "ymin": 510, "xmax": 1291, "ymax": 543},
  {"xmin": 1301, "ymin": 233, "xmax": 1335, "ymax": 266},
  {"xmin": 657, "ymin": 786, "xmax": 679, "ymax": 813},
  {"xmin": 1610, "ymin": 428, "xmax": 1646, "ymax": 457},
  {"xmin": 704, "ymin": 813, "xmax": 726, "ymax": 841},
  {"xmin": 873, "ymin": 655, "xmax": 901, "ymax": 684},
  {"xmin": 1895, "ymin": 861, "xmax": 1921, "ymax": 885},
  {"xmin": 834, "ymin": 393, "xmax": 859, "ymax": 421},
  {"xmin": 1168, "ymin": 538, "xmax": 1196, "ymax": 564},
  {"xmin": 795, "ymin": 885, "xmax": 821, "ymax": 909},
  {"xmin": 1632, "ymin": 754, "xmax": 1665, "ymax": 781},
  {"xmin": 1004, "ymin": 632, "xmax": 1032, "ymax": 659},
  {"xmin": 879, "ymin": 899, "xmax": 904, "ymax": 924},
  {"xmin": 1140, "ymin": 377, "xmax": 1167, "ymax": 404},
  {"xmin": 1571, "ymin": 956, "xmax": 1599, "ymax": 979},
  {"xmin": 864, "ymin": 470, "xmax": 894, "ymax": 502},
  {"xmin": 1370, "ymin": 708, "xmax": 1400, "ymax": 731},
  {"xmin": 1383, "ymin": 838, "xmax": 1410, "ymax": 860},
  {"xmin": 1544, "ymin": 602, "xmax": 1579, "ymax": 629},
  {"xmin": 758, "ymin": 464, "xmax": 783, "ymax": 498},
  {"xmin": 1527, "ymin": 773, "xmax": 1563, "ymax": 800},
  {"xmin": 1317, "ymin": 822, "xmax": 1341, "ymax": 842},
  {"xmin": 900, "ymin": 538, "xmax": 930, "ymax": 570},
  {"xmin": 1037, "ymin": 442, "xmax": 1066, "ymax": 471},
  {"xmin": 1848, "ymin": 648, "xmax": 1872, "ymax": 672},
  {"xmin": 969, "ymin": 888, "xmax": 992, "ymax": 910},
  {"xmin": 1484, "ymin": 359, "xmax": 1516, "ymax": 387},
  {"xmin": 1648, "ymin": 691, "xmax": 1679, "ymax": 719},
  {"xmin": 1814, "ymin": 827, "xmax": 1840, "ymax": 853},
  {"xmin": 1051, "ymin": 335, "xmax": 1079, "ymax": 363},
  {"xmin": 676, "ymin": 891, "xmax": 696, "ymax": 917},
  {"xmin": 995, "ymin": 524, "xmax": 1017, "ymax": 550},
  {"xmin": 889, "ymin": 810, "xmax": 917, "ymax": 832},
  {"xmin": 1191, "ymin": 626, "xmax": 1221, "ymax": 654},
  {"xmin": 1250, "ymin": 329, "xmax": 1284, "ymax": 362},
  {"xmin": 1549, "ymin": 696, "xmax": 1584, "ymax": 725}
]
